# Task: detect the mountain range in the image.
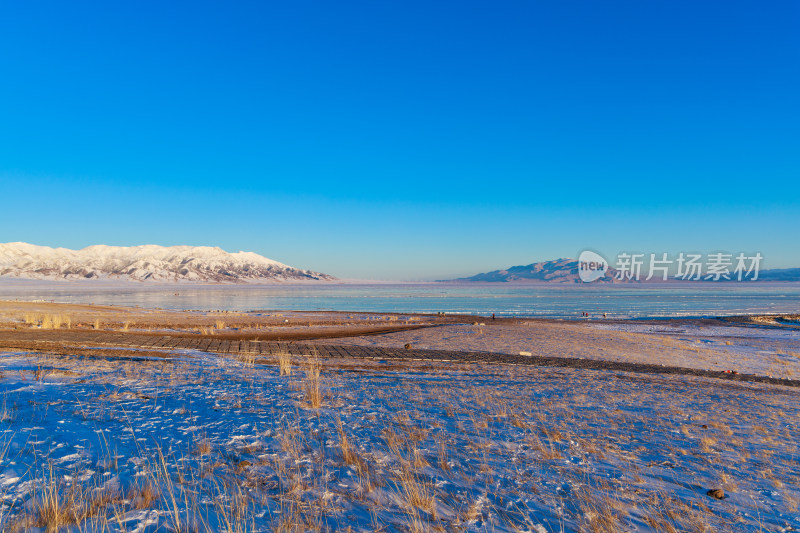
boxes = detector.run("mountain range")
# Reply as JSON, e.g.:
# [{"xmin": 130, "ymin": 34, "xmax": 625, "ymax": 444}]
[
  {"xmin": 3, "ymin": 244, "xmax": 797, "ymax": 284},
  {"xmin": 0, "ymin": 242, "xmax": 334, "ymax": 283},
  {"xmin": 451, "ymin": 258, "xmax": 800, "ymax": 283}
]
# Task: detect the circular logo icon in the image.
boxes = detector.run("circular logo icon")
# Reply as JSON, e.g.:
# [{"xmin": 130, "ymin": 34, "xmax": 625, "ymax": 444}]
[{"xmin": 578, "ymin": 250, "xmax": 608, "ymax": 283}]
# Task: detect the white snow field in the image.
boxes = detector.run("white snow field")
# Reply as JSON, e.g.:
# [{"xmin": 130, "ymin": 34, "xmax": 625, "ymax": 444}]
[{"xmin": 0, "ymin": 346, "xmax": 798, "ymax": 532}]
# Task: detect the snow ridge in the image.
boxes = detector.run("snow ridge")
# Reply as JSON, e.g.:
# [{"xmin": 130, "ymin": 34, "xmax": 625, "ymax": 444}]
[{"xmin": 0, "ymin": 242, "xmax": 334, "ymax": 283}]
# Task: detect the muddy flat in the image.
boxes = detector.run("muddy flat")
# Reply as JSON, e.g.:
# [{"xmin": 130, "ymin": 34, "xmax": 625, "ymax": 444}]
[{"xmin": 1, "ymin": 300, "xmax": 798, "ymax": 381}]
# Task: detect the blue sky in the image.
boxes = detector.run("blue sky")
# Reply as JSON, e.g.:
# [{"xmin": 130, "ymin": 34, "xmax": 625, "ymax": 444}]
[{"xmin": 1, "ymin": 1, "xmax": 797, "ymax": 280}]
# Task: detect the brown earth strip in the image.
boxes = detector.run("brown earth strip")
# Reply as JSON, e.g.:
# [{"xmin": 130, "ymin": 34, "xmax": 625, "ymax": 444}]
[{"xmin": 0, "ymin": 328, "xmax": 796, "ymax": 389}]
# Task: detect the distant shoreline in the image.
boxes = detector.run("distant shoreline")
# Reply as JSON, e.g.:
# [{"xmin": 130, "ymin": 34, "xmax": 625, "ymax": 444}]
[
  {"xmin": 1, "ymin": 277, "xmax": 799, "ymax": 286},
  {"xmin": 0, "ymin": 280, "xmax": 799, "ymax": 320},
  {"xmin": 0, "ymin": 298, "xmax": 797, "ymax": 328}
]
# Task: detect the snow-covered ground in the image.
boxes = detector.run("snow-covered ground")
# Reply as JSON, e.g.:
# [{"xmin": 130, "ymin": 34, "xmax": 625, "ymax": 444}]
[
  {"xmin": 313, "ymin": 319, "xmax": 800, "ymax": 380},
  {"xmin": 588, "ymin": 321, "xmax": 800, "ymax": 378},
  {"xmin": 0, "ymin": 347, "xmax": 798, "ymax": 531}
]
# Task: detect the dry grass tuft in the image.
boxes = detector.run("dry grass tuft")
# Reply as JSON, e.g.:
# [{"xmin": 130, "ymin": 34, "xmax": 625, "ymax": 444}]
[
  {"xmin": 700, "ymin": 436, "xmax": 717, "ymax": 453},
  {"xmin": 24, "ymin": 313, "xmax": 71, "ymax": 329},
  {"xmin": 32, "ymin": 465, "xmax": 122, "ymax": 532},
  {"xmin": 195, "ymin": 438, "xmax": 213, "ymax": 456},
  {"xmin": 35, "ymin": 471, "xmax": 78, "ymax": 531},
  {"xmin": 128, "ymin": 480, "xmax": 159, "ymax": 510},
  {"xmin": 302, "ymin": 355, "xmax": 322, "ymax": 408},
  {"xmin": 393, "ymin": 465, "xmax": 436, "ymax": 516},
  {"xmin": 277, "ymin": 351, "xmax": 292, "ymax": 376},
  {"xmin": 336, "ymin": 418, "xmax": 357, "ymax": 465}
]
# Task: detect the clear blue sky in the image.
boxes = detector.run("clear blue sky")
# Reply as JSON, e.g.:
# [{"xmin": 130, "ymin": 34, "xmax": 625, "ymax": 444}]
[{"xmin": 1, "ymin": 1, "xmax": 797, "ymax": 280}]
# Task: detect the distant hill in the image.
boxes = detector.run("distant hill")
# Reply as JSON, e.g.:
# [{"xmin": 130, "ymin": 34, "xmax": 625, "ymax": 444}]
[
  {"xmin": 0, "ymin": 242, "xmax": 335, "ymax": 283},
  {"xmin": 451, "ymin": 258, "xmax": 620, "ymax": 283},
  {"xmin": 450, "ymin": 259, "xmax": 800, "ymax": 283},
  {"xmin": 757, "ymin": 268, "xmax": 800, "ymax": 281}
]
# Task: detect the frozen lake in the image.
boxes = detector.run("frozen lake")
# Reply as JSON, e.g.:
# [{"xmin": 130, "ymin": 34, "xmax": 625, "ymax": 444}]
[{"xmin": 1, "ymin": 281, "xmax": 799, "ymax": 319}]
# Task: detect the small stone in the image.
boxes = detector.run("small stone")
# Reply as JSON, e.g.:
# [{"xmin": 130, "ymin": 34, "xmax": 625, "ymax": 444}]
[
  {"xmin": 707, "ymin": 488, "xmax": 725, "ymax": 500},
  {"xmin": 404, "ymin": 343, "xmax": 412, "ymax": 350}
]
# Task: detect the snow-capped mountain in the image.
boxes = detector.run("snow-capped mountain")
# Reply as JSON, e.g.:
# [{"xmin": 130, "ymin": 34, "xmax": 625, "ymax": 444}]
[{"xmin": 0, "ymin": 242, "xmax": 334, "ymax": 282}]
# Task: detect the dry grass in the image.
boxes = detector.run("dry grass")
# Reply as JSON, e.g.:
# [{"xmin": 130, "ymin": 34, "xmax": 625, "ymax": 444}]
[
  {"xmin": 22, "ymin": 313, "xmax": 71, "ymax": 330},
  {"xmin": 0, "ymin": 306, "xmax": 798, "ymax": 532},
  {"xmin": 393, "ymin": 464, "xmax": 436, "ymax": 517},
  {"xmin": 0, "ymin": 301, "xmax": 441, "ymax": 344},
  {"xmin": 336, "ymin": 418, "xmax": 357, "ymax": 465},
  {"xmin": 302, "ymin": 354, "xmax": 322, "ymax": 408},
  {"xmin": 31, "ymin": 464, "xmax": 123, "ymax": 532},
  {"xmin": 700, "ymin": 436, "xmax": 717, "ymax": 453},
  {"xmin": 128, "ymin": 480, "xmax": 159, "ymax": 510},
  {"xmin": 0, "ymin": 356, "xmax": 794, "ymax": 532},
  {"xmin": 277, "ymin": 351, "xmax": 292, "ymax": 376},
  {"xmin": 195, "ymin": 437, "xmax": 213, "ymax": 456},
  {"xmin": 576, "ymin": 486, "xmax": 627, "ymax": 533},
  {"xmin": 34, "ymin": 467, "xmax": 79, "ymax": 531}
]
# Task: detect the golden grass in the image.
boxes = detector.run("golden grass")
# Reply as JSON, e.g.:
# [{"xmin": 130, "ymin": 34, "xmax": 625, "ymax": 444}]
[
  {"xmin": 1, "ymin": 301, "xmax": 442, "ymax": 346},
  {"xmin": 277, "ymin": 351, "xmax": 292, "ymax": 376},
  {"xmin": 23, "ymin": 313, "xmax": 71, "ymax": 329},
  {"xmin": 302, "ymin": 354, "xmax": 322, "ymax": 408},
  {"xmin": 336, "ymin": 418, "xmax": 358, "ymax": 466},
  {"xmin": 0, "ymin": 311, "xmax": 798, "ymax": 532},
  {"xmin": 35, "ymin": 467, "xmax": 78, "ymax": 531},
  {"xmin": 0, "ymin": 363, "xmax": 791, "ymax": 533},
  {"xmin": 393, "ymin": 464, "xmax": 436, "ymax": 516},
  {"xmin": 700, "ymin": 436, "xmax": 717, "ymax": 453},
  {"xmin": 127, "ymin": 481, "xmax": 159, "ymax": 510},
  {"xmin": 32, "ymin": 464, "xmax": 123, "ymax": 532},
  {"xmin": 195, "ymin": 437, "xmax": 213, "ymax": 456}
]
